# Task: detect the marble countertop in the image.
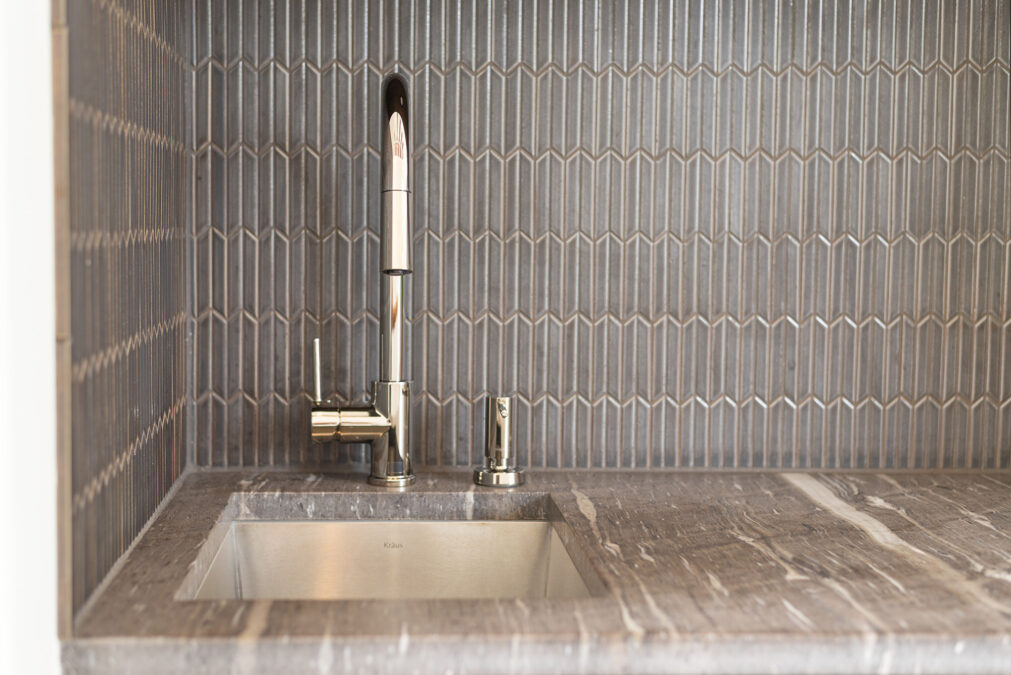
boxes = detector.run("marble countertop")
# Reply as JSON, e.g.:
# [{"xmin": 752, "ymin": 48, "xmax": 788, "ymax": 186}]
[{"xmin": 64, "ymin": 469, "xmax": 1011, "ymax": 674}]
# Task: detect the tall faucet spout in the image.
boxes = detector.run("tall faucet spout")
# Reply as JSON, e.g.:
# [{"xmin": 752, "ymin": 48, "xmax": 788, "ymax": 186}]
[
  {"xmin": 381, "ymin": 75, "xmax": 411, "ymax": 275},
  {"xmin": 380, "ymin": 74, "xmax": 411, "ymax": 384},
  {"xmin": 374, "ymin": 73, "xmax": 413, "ymax": 485}
]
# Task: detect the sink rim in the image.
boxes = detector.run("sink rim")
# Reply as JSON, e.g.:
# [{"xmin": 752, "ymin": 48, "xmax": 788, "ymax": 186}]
[{"xmin": 175, "ymin": 491, "xmax": 608, "ymax": 602}]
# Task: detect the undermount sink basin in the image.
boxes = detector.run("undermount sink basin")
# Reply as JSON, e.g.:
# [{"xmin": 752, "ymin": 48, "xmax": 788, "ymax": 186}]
[{"xmin": 188, "ymin": 520, "xmax": 595, "ymax": 600}]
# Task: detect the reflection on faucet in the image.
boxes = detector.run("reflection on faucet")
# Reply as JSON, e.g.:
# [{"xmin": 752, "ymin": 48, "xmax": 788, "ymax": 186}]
[{"xmin": 310, "ymin": 74, "xmax": 414, "ymax": 487}]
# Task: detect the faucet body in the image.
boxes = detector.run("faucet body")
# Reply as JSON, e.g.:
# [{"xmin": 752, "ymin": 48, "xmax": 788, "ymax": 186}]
[{"xmin": 310, "ymin": 75, "xmax": 414, "ymax": 487}]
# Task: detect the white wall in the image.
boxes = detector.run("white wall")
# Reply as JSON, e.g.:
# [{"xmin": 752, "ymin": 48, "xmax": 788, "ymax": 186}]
[{"xmin": 0, "ymin": 0, "xmax": 61, "ymax": 672}]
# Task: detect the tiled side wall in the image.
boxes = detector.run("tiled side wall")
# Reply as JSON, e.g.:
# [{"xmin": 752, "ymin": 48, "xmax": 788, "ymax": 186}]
[
  {"xmin": 190, "ymin": 1, "xmax": 1010, "ymax": 470},
  {"xmin": 67, "ymin": 0, "xmax": 188, "ymax": 613}
]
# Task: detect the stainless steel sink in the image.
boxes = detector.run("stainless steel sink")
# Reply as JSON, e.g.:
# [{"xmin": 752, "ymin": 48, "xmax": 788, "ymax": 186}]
[{"xmin": 188, "ymin": 520, "xmax": 594, "ymax": 600}]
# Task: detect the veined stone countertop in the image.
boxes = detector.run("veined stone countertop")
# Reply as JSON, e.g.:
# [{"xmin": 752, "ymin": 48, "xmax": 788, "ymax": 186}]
[{"xmin": 64, "ymin": 470, "xmax": 1011, "ymax": 674}]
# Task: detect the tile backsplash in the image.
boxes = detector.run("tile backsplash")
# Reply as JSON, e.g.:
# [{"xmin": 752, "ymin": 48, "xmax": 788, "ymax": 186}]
[
  {"xmin": 190, "ymin": 0, "xmax": 1010, "ymax": 471},
  {"xmin": 58, "ymin": 0, "xmax": 1008, "ymax": 629},
  {"xmin": 64, "ymin": 0, "xmax": 188, "ymax": 613}
]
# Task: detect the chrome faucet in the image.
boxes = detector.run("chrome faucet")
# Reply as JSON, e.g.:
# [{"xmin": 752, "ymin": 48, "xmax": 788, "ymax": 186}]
[{"xmin": 310, "ymin": 74, "xmax": 414, "ymax": 487}]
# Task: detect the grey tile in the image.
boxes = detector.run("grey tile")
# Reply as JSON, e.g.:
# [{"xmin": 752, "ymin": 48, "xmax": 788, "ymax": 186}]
[
  {"xmin": 182, "ymin": 0, "xmax": 1011, "ymax": 476},
  {"xmin": 973, "ymin": 399, "xmax": 1000, "ymax": 469},
  {"xmin": 999, "ymin": 402, "xmax": 1011, "ymax": 469},
  {"xmin": 67, "ymin": 0, "xmax": 187, "ymax": 615},
  {"xmin": 648, "ymin": 397, "xmax": 676, "ymax": 468}
]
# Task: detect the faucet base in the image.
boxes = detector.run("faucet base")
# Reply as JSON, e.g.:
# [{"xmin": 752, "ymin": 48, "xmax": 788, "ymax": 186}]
[
  {"xmin": 474, "ymin": 468, "xmax": 525, "ymax": 488},
  {"xmin": 368, "ymin": 474, "xmax": 415, "ymax": 488}
]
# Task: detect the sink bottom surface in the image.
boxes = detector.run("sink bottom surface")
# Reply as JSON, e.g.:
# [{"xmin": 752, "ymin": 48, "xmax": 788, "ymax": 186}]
[{"xmin": 190, "ymin": 520, "xmax": 593, "ymax": 600}]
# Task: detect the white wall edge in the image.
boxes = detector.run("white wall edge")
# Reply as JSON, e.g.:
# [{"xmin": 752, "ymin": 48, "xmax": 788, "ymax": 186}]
[{"xmin": 0, "ymin": 0, "xmax": 61, "ymax": 672}]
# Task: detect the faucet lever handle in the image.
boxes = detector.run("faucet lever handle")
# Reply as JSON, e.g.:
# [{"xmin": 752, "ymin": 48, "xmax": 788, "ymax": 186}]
[{"xmin": 312, "ymin": 338, "xmax": 323, "ymax": 405}]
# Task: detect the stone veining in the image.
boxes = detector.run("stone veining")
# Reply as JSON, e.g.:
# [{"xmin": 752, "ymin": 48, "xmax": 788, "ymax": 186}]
[
  {"xmin": 784, "ymin": 472, "xmax": 1011, "ymax": 618},
  {"xmin": 66, "ymin": 470, "xmax": 1011, "ymax": 674}
]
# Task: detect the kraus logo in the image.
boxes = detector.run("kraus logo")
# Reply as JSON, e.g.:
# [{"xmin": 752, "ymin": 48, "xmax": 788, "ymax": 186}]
[{"xmin": 384, "ymin": 542, "xmax": 403, "ymax": 549}]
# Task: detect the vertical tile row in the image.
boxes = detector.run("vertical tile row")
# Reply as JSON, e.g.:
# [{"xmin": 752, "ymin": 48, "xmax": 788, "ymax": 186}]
[
  {"xmin": 67, "ymin": 0, "xmax": 188, "ymax": 614},
  {"xmin": 191, "ymin": 0, "xmax": 387, "ymax": 468},
  {"xmin": 191, "ymin": 0, "xmax": 1010, "ymax": 471}
]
